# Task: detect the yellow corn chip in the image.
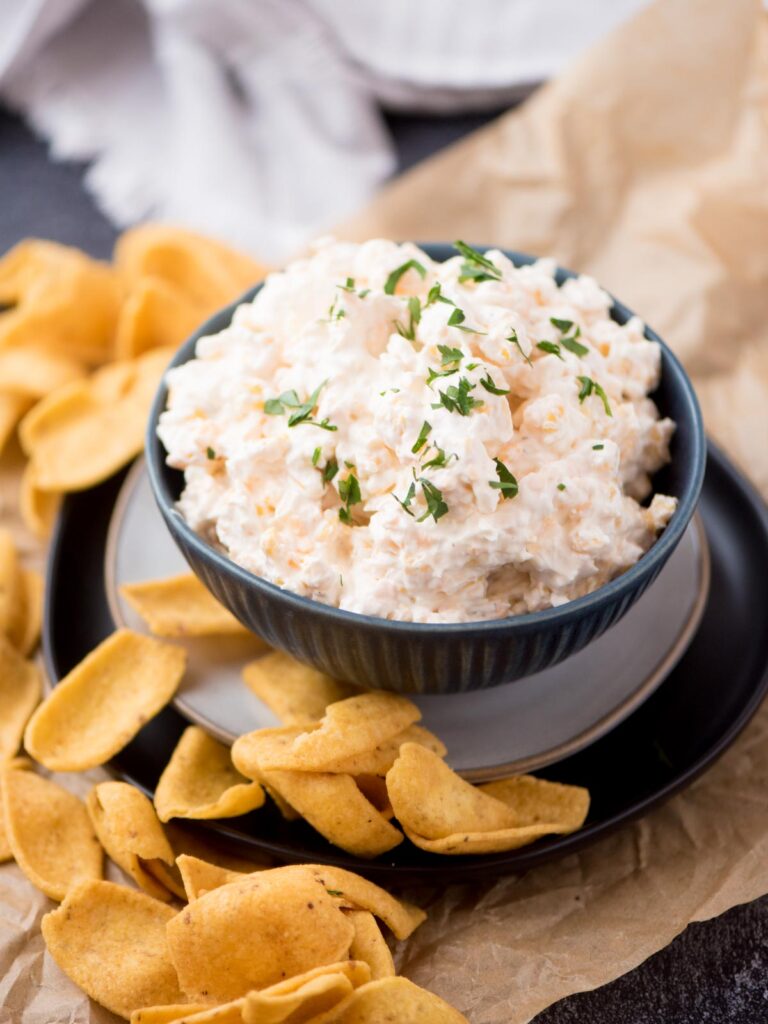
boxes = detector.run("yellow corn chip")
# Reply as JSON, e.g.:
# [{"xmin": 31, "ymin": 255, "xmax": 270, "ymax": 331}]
[
  {"xmin": 42, "ymin": 880, "xmax": 187, "ymax": 1017},
  {"xmin": 329, "ymin": 725, "xmax": 446, "ymax": 777},
  {"xmin": 166, "ymin": 869, "xmax": 355, "ymax": 1002},
  {"xmin": 176, "ymin": 854, "xmax": 251, "ymax": 901},
  {"xmin": 260, "ymin": 770, "xmax": 403, "ymax": 859},
  {"xmin": 258, "ymin": 962, "xmax": 370, "ymax": 999},
  {"xmin": 0, "ymin": 757, "xmax": 31, "ymax": 862},
  {"xmin": 322, "ymin": 977, "xmax": 468, "ymax": 1024},
  {"xmin": 0, "ymin": 240, "xmax": 122, "ymax": 365},
  {"xmin": 17, "ymin": 569, "xmax": 43, "ymax": 657},
  {"xmin": 231, "ymin": 726, "xmax": 312, "ymax": 781},
  {"xmin": 0, "ymin": 636, "xmax": 42, "ymax": 761},
  {"xmin": 242, "ymin": 652, "xmax": 358, "ymax": 726},
  {"xmin": 24, "ymin": 628, "xmax": 186, "ymax": 771},
  {"xmin": 0, "ymin": 344, "xmax": 85, "ymax": 399},
  {"xmin": 131, "ymin": 1004, "xmax": 211, "ymax": 1024},
  {"xmin": 0, "ymin": 392, "xmax": 32, "ymax": 455},
  {"xmin": 346, "ymin": 911, "xmax": 395, "ymax": 980},
  {"xmin": 2, "ymin": 766, "xmax": 102, "ymax": 900},
  {"xmin": 155, "ymin": 726, "xmax": 265, "ymax": 823},
  {"xmin": 115, "ymin": 275, "xmax": 210, "ymax": 360},
  {"xmin": 353, "ymin": 775, "xmax": 393, "ymax": 819},
  {"xmin": 386, "ymin": 743, "xmax": 517, "ymax": 840},
  {"xmin": 0, "ymin": 528, "xmax": 25, "ymax": 648},
  {"xmin": 479, "ymin": 775, "xmax": 591, "ymax": 831},
  {"xmin": 256, "ymin": 694, "xmax": 421, "ymax": 773},
  {"xmin": 121, "ymin": 574, "xmax": 254, "ymax": 638},
  {"xmin": 242, "ymin": 972, "xmax": 354, "ymax": 1024},
  {"xmin": 302, "ymin": 866, "xmax": 425, "ymax": 941},
  {"xmin": 87, "ymin": 781, "xmax": 178, "ymax": 901},
  {"xmin": 19, "ymin": 463, "xmax": 61, "ymax": 539},
  {"xmin": 19, "ymin": 347, "xmax": 174, "ymax": 492},
  {"xmin": 115, "ymin": 225, "xmax": 266, "ymax": 311}
]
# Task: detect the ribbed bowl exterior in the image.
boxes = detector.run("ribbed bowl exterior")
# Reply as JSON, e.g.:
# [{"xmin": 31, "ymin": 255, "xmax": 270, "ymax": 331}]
[{"xmin": 147, "ymin": 245, "xmax": 706, "ymax": 695}]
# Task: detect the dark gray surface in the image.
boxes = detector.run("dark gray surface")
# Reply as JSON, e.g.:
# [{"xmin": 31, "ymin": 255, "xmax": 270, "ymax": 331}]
[{"xmin": 2, "ymin": 104, "xmax": 766, "ymax": 1023}]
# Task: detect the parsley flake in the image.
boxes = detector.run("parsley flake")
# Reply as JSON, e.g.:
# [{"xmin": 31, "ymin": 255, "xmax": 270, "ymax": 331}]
[
  {"xmin": 338, "ymin": 472, "xmax": 362, "ymax": 525},
  {"xmin": 267, "ymin": 382, "xmax": 338, "ymax": 431},
  {"xmin": 432, "ymin": 377, "xmax": 484, "ymax": 416},
  {"xmin": 264, "ymin": 389, "xmax": 300, "ymax": 415},
  {"xmin": 384, "ymin": 259, "xmax": 427, "ymax": 295},
  {"xmin": 393, "ymin": 481, "xmax": 416, "ymax": 516},
  {"xmin": 508, "ymin": 328, "xmax": 532, "ymax": 366},
  {"xmin": 592, "ymin": 443, "xmax": 605, "ymax": 451},
  {"xmin": 561, "ymin": 335, "xmax": 589, "ymax": 357},
  {"xmin": 490, "ymin": 458, "xmax": 519, "ymax": 499},
  {"xmin": 326, "ymin": 889, "xmax": 344, "ymax": 897},
  {"xmin": 322, "ymin": 457, "xmax": 339, "ymax": 482},
  {"xmin": 426, "ymin": 283, "xmax": 454, "ymax": 307},
  {"xmin": 412, "ymin": 420, "xmax": 432, "ymax": 454},
  {"xmin": 454, "ymin": 240, "xmax": 502, "ymax": 283},
  {"xmin": 311, "ymin": 447, "xmax": 321, "ymax": 466},
  {"xmin": 422, "ymin": 447, "xmax": 455, "ymax": 470},
  {"xmin": 417, "ymin": 478, "xmax": 449, "ymax": 522},
  {"xmin": 480, "ymin": 372, "xmax": 510, "ymax": 396},
  {"xmin": 447, "ymin": 307, "xmax": 485, "ymax": 335},
  {"xmin": 206, "ymin": 447, "xmax": 216, "ymax": 460},
  {"xmin": 557, "ymin": 483, "xmax": 567, "ymax": 491},
  {"xmin": 438, "ymin": 344, "xmax": 463, "ymax": 366},
  {"xmin": 536, "ymin": 341, "xmax": 564, "ymax": 361},
  {"xmin": 550, "ymin": 317, "xmax": 574, "ymax": 333},
  {"xmin": 394, "ymin": 296, "xmax": 422, "ymax": 341},
  {"xmin": 577, "ymin": 376, "xmax": 613, "ymax": 416}
]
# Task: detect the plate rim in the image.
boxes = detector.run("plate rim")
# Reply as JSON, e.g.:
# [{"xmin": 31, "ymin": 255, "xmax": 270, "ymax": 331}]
[{"xmin": 42, "ymin": 439, "xmax": 768, "ymax": 883}]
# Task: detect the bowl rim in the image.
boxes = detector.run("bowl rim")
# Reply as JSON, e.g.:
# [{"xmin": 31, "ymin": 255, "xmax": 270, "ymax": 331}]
[{"xmin": 146, "ymin": 243, "xmax": 706, "ymax": 637}]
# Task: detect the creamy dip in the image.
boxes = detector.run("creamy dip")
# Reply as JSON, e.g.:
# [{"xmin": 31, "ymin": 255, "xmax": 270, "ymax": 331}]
[{"xmin": 158, "ymin": 239, "xmax": 676, "ymax": 623}]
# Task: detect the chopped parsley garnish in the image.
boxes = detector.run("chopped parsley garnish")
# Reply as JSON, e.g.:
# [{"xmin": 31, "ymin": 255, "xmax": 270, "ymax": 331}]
[
  {"xmin": 427, "ymin": 365, "xmax": 460, "ymax": 386},
  {"xmin": 322, "ymin": 457, "xmax": 339, "ymax": 482},
  {"xmin": 490, "ymin": 458, "xmax": 519, "ymax": 499},
  {"xmin": 577, "ymin": 376, "xmax": 613, "ymax": 416},
  {"xmin": 508, "ymin": 328, "xmax": 532, "ymax": 366},
  {"xmin": 394, "ymin": 296, "xmax": 421, "ymax": 341},
  {"xmin": 465, "ymin": 361, "xmax": 479, "ymax": 370},
  {"xmin": 379, "ymin": 387, "xmax": 401, "ymax": 395},
  {"xmin": 326, "ymin": 889, "xmax": 344, "ymax": 897},
  {"xmin": 536, "ymin": 340, "xmax": 564, "ymax": 361},
  {"xmin": 438, "ymin": 344, "xmax": 463, "ymax": 366},
  {"xmin": 446, "ymin": 307, "xmax": 485, "ymax": 335},
  {"xmin": 550, "ymin": 317, "xmax": 574, "ymax": 333},
  {"xmin": 561, "ymin": 335, "xmax": 589, "ymax": 357},
  {"xmin": 480, "ymin": 372, "xmax": 510, "ymax": 396},
  {"xmin": 325, "ymin": 297, "xmax": 346, "ymax": 321},
  {"xmin": 206, "ymin": 447, "xmax": 216, "ymax": 460},
  {"xmin": 311, "ymin": 447, "xmax": 321, "ymax": 466},
  {"xmin": 432, "ymin": 376, "xmax": 484, "ymax": 416},
  {"xmin": 417, "ymin": 479, "xmax": 449, "ymax": 522},
  {"xmin": 592, "ymin": 443, "xmax": 605, "ymax": 451},
  {"xmin": 266, "ymin": 382, "xmax": 338, "ymax": 431},
  {"xmin": 454, "ymin": 240, "xmax": 502, "ymax": 283},
  {"xmin": 557, "ymin": 483, "xmax": 567, "ymax": 491},
  {"xmin": 393, "ymin": 481, "xmax": 416, "ymax": 516},
  {"xmin": 339, "ymin": 277, "xmax": 356, "ymax": 292},
  {"xmin": 384, "ymin": 259, "xmax": 427, "ymax": 295},
  {"xmin": 422, "ymin": 447, "xmax": 455, "ymax": 470},
  {"xmin": 338, "ymin": 472, "xmax": 362, "ymax": 525},
  {"xmin": 412, "ymin": 420, "xmax": 432, "ymax": 453},
  {"xmin": 425, "ymin": 282, "xmax": 454, "ymax": 307}
]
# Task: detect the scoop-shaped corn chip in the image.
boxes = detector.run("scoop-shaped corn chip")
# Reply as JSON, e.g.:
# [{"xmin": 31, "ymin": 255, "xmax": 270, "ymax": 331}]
[
  {"xmin": 0, "ymin": 392, "xmax": 32, "ymax": 455},
  {"xmin": 121, "ymin": 574, "xmax": 253, "ymax": 638},
  {"xmin": 403, "ymin": 823, "xmax": 573, "ymax": 854},
  {"xmin": 324, "ymin": 977, "xmax": 468, "ymax": 1024},
  {"xmin": 330, "ymin": 725, "xmax": 446, "ymax": 777},
  {"xmin": 257, "ymin": 694, "xmax": 421, "ymax": 772},
  {"xmin": 261, "ymin": 770, "xmax": 403, "ymax": 859},
  {"xmin": 19, "ymin": 347, "xmax": 174, "ymax": 492},
  {"xmin": 354, "ymin": 775, "xmax": 393, "ymax": 819},
  {"xmin": 232, "ymin": 726, "xmax": 312, "ymax": 780},
  {"xmin": 256, "ymin": 961, "xmax": 371, "ymax": 998},
  {"xmin": 116, "ymin": 276, "xmax": 210, "ymax": 360},
  {"xmin": 24, "ymin": 628, "xmax": 186, "ymax": 771},
  {"xmin": 87, "ymin": 782, "xmax": 178, "ymax": 901},
  {"xmin": 0, "ymin": 757, "xmax": 31, "ymax": 862},
  {"xmin": 386, "ymin": 744, "xmax": 516, "ymax": 840},
  {"xmin": 155, "ymin": 726, "xmax": 265, "ymax": 822},
  {"xmin": 166, "ymin": 869, "xmax": 355, "ymax": 1002},
  {"xmin": 243, "ymin": 973, "xmax": 354, "ymax": 1024},
  {"xmin": 0, "ymin": 528, "xmax": 24, "ymax": 647},
  {"xmin": 42, "ymin": 880, "xmax": 187, "ymax": 1017},
  {"xmin": 115, "ymin": 225, "xmax": 266, "ymax": 311},
  {"xmin": 479, "ymin": 775, "xmax": 590, "ymax": 831},
  {"xmin": 2, "ymin": 767, "xmax": 102, "ymax": 899},
  {"xmin": 131, "ymin": 1004, "xmax": 211, "ymax": 1024},
  {"xmin": 242, "ymin": 652, "xmax": 358, "ymax": 726},
  {"xmin": 18, "ymin": 569, "xmax": 44, "ymax": 656},
  {"xmin": 20, "ymin": 463, "xmax": 60, "ymax": 539},
  {"xmin": 0, "ymin": 636, "xmax": 42, "ymax": 761},
  {"xmin": 301, "ymin": 866, "xmax": 425, "ymax": 941},
  {"xmin": 346, "ymin": 912, "xmax": 395, "ymax": 980},
  {"xmin": 0, "ymin": 344, "xmax": 85, "ymax": 399},
  {"xmin": 0, "ymin": 240, "xmax": 121, "ymax": 365},
  {"xmin": 176, "ymin": 854, "xmax": 251, "ymax": 901}
]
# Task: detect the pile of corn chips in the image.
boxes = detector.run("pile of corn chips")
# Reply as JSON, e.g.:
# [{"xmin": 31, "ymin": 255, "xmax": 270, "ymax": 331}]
[{"xmin": 0, "ymin": 227, "xmax": 266, "ymax": 536}]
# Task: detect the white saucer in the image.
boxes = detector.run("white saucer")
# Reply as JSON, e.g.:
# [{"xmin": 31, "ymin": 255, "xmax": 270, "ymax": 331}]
[{"xmin": 105, "ymin": 460, "xmax": 710, "ymax": 781}]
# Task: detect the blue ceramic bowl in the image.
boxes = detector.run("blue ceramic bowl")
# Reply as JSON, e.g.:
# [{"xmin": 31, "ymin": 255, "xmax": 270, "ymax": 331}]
[{"xmin": 146, "ymin": 244, "xmax": 706, "ymax": 695}]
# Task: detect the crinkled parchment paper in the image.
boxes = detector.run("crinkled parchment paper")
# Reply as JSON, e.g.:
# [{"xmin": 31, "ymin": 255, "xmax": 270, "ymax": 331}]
[{"xmin": 1, "ymin": 0, "xmax": 767, "ymax": 1020}]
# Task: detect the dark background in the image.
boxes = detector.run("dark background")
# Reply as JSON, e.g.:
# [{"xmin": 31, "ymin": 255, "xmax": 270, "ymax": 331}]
[{"xmin": 3, "ymin": 103, "xmax": 767, "ymax": 1023}]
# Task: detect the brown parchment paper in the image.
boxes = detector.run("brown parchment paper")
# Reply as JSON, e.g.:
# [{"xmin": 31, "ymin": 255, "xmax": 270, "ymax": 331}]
[{"xmin": 2, "ymin": 0, "xmax": 768, "ymax": 1021}]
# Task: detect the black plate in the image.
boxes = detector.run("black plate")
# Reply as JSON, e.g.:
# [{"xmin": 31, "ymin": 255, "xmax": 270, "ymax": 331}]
[{"xmin": 44, "ymin": 441, "xmax": 768, "ymax": 885}]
